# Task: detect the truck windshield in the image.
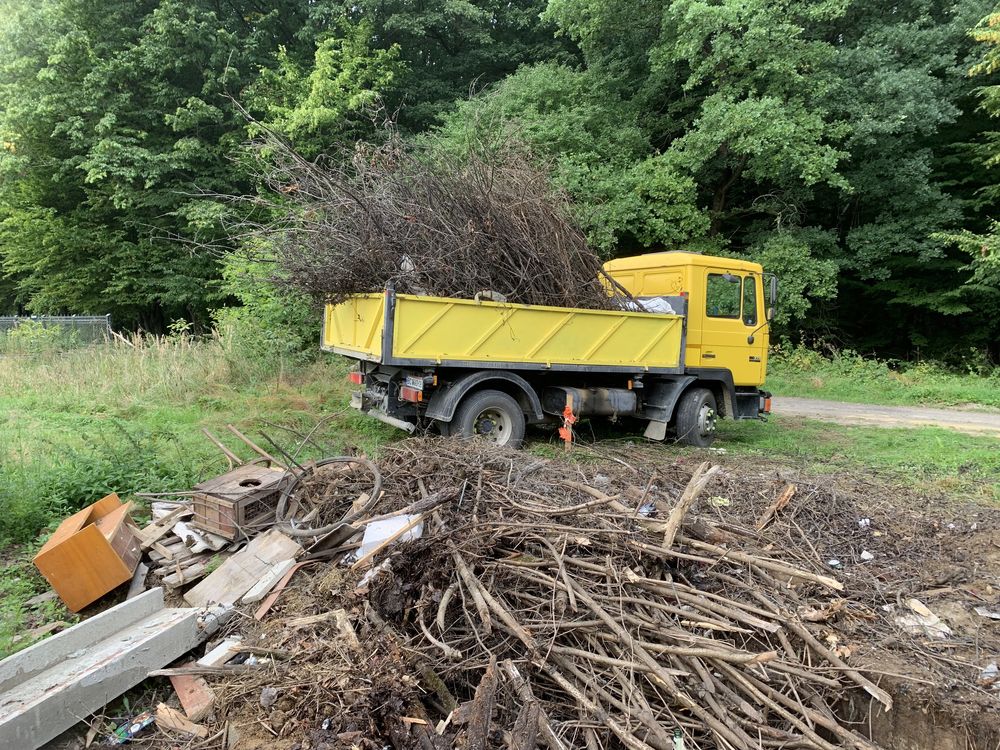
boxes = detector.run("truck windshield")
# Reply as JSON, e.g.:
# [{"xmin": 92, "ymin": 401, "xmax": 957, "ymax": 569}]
[{"xmin": 706, "ymin": 274, "xmax": 741, "ymax": 318}]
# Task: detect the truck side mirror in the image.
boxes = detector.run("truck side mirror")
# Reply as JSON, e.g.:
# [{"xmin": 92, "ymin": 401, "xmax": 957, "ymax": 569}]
[
  {"xmin": 767, "ymin": 306, "xmax": 775, "ymax": 322},
  {"xmin": 768, "ymin": 276, "xmax": 778, "ymax": 317}
]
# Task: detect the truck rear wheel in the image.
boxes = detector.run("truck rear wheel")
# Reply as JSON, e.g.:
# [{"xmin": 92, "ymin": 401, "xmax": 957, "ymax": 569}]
[
  {"xmin": 675, "ymin": 387, "xmax": 717, "ymax": 447},
  {"xmin": 453, "ymin": 390, "xmax": 525, "ymax": 448}
]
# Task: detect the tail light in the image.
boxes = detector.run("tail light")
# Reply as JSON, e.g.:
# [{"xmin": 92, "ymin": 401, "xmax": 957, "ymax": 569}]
[
  {"xmin": 763, "ymin": 397, "xmax": 772, "ymax": 414},
  {"xmin": 348, "ymin": 371, "xmax": 364, "ymax": 386},
  {"xmin": 400, "ymin": 386, "xmax": 423, "ymax": 403}
]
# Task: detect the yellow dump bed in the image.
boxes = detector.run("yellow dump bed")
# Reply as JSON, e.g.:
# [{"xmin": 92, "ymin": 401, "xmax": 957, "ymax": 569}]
[{"xmin": 323, "ymin": 292, "xmax": 685, "ymax": 373}]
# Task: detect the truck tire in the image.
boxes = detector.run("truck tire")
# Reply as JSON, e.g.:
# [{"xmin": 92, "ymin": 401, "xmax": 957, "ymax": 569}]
[
  {"xmin": 453, "ymin": 389, "xmax": 526, "ymax": 448},
  {"xmin": 675, "ymin": 387, "xmax": 718, "ymax": 447}
]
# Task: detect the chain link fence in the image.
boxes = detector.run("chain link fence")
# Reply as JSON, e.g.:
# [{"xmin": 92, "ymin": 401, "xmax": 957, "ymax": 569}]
[{"xmin": 0, "ymin": 315, "xmax": 112, "ymax": 347}]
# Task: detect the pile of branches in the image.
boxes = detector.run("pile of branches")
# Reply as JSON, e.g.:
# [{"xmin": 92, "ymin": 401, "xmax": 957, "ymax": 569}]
[
  {"xmin": 240, "ymin": 129, "xmax": 617, "ymax": 310},
  {"xmin": 211, "ymin": 439, "xmax": 898, "ymax": 750}
]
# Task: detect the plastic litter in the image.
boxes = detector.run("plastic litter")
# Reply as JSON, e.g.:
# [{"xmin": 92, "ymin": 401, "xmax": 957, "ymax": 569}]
[
  {"xmin": 355, "ymin": 515, "xmax": 424, "ymax": 560},
  {"xmin": 109, "ymin": 711, "xmax": 155, "ymax": 744}
]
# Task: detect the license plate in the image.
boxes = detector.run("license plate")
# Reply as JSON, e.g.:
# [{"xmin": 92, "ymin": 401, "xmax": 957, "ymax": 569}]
[{"xmin": 404, "ymin": 375, "xmax": 425, "ymax": 390}]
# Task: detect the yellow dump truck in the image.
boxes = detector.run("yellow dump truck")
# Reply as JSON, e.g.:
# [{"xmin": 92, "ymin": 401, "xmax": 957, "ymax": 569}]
[{"xmin": 323, "ymin": 251, "xmax": 776, "ymax": 447}]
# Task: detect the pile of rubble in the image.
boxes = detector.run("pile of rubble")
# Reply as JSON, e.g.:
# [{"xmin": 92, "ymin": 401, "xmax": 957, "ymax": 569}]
[{"xmin": 5, "ymin": 436, "xmax": 1000, "ymax": 749}]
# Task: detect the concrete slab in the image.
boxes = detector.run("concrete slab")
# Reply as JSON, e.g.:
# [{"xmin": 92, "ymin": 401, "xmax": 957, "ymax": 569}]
[{"xmin": 0, "ymin": 587, "xmax": 214, "ymax": 749}]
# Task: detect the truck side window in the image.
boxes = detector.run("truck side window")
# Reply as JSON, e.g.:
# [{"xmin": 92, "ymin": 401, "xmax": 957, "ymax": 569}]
[
  {"xmin": 743, "ymin": 276, "xmax": 757, "ymax": 326},
  {"xmin": 706, "ymin": 274, "xmax": 741, "ymax": 318}
]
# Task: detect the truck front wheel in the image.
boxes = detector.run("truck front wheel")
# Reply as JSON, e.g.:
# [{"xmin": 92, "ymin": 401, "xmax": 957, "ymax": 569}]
[
  {"xmin": 453, "ymin": 390, "xmax": 526, "ymax": 448},
  {"xmin": 675, "ymin": 387, "xmax": 718, "ymax": 447}
]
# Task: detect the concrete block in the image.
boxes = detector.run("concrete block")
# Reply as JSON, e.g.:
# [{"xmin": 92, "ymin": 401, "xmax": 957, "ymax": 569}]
[
  {"xmin": 0, "ymin": 587, "xmax": 164, "ymax": 694},
  {"xmin": 0, "ymin": 587, "xmax": 209, "ymax": 749}
]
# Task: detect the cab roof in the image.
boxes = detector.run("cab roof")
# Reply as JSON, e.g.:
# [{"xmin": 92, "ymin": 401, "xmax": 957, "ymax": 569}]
[{"xmin": 604, "ymin": 251, "xmax": 763, "ymax": 274}]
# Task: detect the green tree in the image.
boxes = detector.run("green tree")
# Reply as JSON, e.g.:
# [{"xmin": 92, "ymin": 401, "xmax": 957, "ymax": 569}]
[
  {"xmin": 436, "ymin": 0, "xmax": 997, "ymax": 351},
  {"xmin": 0, "ymin": 0, "xmax": 290, "ymax": 327},
  {"xmin": 302, "ymin": 0, "xmax": 571, "ymax": 130},
  {"xmin": 246, "ymin": 22, "xmax": 403, "ymax": 156}
]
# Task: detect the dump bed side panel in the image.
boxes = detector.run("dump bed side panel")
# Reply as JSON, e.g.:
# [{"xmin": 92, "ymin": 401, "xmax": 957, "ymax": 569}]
[
  {"xmin": 389, "ymin": 295, "xmax": 683, "ymax": 371},
  {"xmin": 322, "ymin": 294, "xmax": 385, "ymax": 359}
]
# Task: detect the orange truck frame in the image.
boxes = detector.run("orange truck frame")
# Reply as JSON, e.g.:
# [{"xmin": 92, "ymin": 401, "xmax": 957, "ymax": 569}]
[{"xmin": 323, "ymin": 251, "xmax": 776, "ymax": 447}]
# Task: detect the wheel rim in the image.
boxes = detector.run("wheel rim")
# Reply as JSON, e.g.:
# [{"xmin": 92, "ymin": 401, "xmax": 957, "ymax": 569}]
[
  {"xmin": 472, "ymin": 407, "xmax": 512, "ymax": 445},
  {"xmin": 697, "ymin": 404, "xmax": 717, "ymax": 437}
]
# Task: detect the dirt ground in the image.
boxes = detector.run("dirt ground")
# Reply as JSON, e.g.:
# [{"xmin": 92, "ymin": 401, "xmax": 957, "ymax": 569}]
[{"xmin": 776, "ymin": 396, "xmax": 1000, "ymax": 437}]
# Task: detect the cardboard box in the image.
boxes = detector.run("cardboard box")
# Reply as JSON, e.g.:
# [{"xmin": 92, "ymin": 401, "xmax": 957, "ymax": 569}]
[{"xmin": 33, "ymin": 493, "xmax": 141, "ymax": 612}]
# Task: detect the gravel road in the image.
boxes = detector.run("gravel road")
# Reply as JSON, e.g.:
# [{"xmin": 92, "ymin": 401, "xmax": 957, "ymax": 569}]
[{"xmin": 775, "ymin": 396, "xmax": 1000, "ymax": 437}]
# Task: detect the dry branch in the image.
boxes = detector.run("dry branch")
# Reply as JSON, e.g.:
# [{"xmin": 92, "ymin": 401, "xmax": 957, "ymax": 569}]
[{"xmin": 235, "ymin": 129, "xmax": 621, "ymax": 311}]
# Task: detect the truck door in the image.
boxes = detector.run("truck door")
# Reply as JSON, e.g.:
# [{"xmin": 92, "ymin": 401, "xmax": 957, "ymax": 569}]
[{"xmin": 698, "ymin": 269, "xmax": 765, "ymax": 386}]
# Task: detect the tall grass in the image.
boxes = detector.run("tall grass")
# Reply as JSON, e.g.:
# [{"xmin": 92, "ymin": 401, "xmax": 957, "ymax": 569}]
[
  {"xmin": 0, "ymin": 330, "xmax": 387, "ymax": 545},
  {"xmin": 1, "ymin": 332, "xmax": 231, "ymax": 406}
]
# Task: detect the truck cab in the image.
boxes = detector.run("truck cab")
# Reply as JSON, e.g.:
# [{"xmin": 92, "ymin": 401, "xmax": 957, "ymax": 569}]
[
  {"xmin": 604, "ymin": 252, "xmax": 772, "ymax": 389},
  {"xmin": 324, "ymin": 251, "xmax": 775, "ymax": 448}
]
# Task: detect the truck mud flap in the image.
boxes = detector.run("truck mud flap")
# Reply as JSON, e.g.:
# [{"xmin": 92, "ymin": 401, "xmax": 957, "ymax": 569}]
[
  {"xmin": 643, "ymin": 420, "xmax": 669, "ymax": 441},
  {"xmin": 641, "ymin": 376, "xmax": 697, "ymax": 423}
]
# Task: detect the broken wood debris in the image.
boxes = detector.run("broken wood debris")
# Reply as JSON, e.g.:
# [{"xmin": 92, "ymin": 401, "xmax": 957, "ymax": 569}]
[
  {"xmin": 17, "ymin": 432, "xmax": 998, "ymax": 750},
  {"xmin": 184, "ymin": 529, "xmax": 303, "ymax": 608},
  {"xmin": 168, "ymin": 668, "xmax": 217, "ymax": 722},
  {"xmin": 172, "ymin": 439, "xmax": 921, "ymax": 750},
  {"xmin": 154, "ymin": 703, "xmax": 208, "ymax": 738}
]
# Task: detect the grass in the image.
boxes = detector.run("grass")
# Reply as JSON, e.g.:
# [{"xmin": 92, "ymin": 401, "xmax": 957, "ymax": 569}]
[
  {"xmin": 0, "ymin": 332, "xmax": 395, "ymax": 657},
  {"xmin": 0, "ymin": 331, "xmax": 393, "ymax": 547},
  {"xmin": 716, "ymin": 415, "xmax": 1000, "ymax": 502},
  {"xmin": 1, "ymin": 336, "xmax": 997, "ymax": 658},
  {"xmin": 766, "ymin": 345, "xmax": 1000, "ymax": 408}
]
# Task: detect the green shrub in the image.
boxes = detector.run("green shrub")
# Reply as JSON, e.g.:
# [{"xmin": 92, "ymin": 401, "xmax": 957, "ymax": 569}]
[
  {"xmin": 0, "ymin": 422, "xmax": 206, "ymax": 545},
  {"xmin": 768, "ymin": 344, "xmax": 1000, "ymax": 407},
  {"xmin": 0, "ymin": 320, "xmax": 73, "ymax": 355},
  {"xmin": 213, "ymin": 252, "xmax": 321, "ymax": 384}
]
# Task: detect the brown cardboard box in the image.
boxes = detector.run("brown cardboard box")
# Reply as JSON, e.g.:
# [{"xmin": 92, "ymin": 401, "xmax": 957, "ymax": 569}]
[{"xmin": 33, "ymin": 492, "xmax": 141, "ymax": 612}]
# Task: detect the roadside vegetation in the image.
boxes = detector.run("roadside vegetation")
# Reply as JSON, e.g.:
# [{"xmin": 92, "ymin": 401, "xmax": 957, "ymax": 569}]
[
  {"xmin": 767, "ymin": 345, "xmax": 1000, "ymax": 408},
  {"xmin": 0, "ymin": 329, "xmax": 393, "ymax": 548},
  {"xmin": 718, "ymin": 417, "xmax": 1000, "ymax": 503},
  {"xmin": 2, "ymin": 332, "xmax": 997, "ymax": 658}
]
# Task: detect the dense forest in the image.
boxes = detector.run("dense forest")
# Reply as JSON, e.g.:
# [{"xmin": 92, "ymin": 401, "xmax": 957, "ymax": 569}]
[{"xmin": 0, "ymin": 0, "xmax": 998, "ymax": 361}]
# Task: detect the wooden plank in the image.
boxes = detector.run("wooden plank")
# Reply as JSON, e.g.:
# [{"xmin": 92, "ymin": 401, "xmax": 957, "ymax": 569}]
[
  {"xmin": 184, "ymin": 530, "xmax": 302, "ymax": 608},
  {"xmin": 154, "ymin": 553, "xmax": 210, "ymax": 574},
  {"xmin": 162, "ymin": 562, "xmax": 209, "ymax": 589},
  {"xmin": 193, "ymin": 465, "xmax": 285, "ymax": 496},
  {"xmin": 150, "ymin": 541, "xmax": 176, "ymax": 561},
  {"xmin": 252, "ymin": 560, "xmax": 315, "ymax": 621},
  {"xmin": 197, "ymin": 637, "xmax": 244, "ymax": 668},
  {"xmin": 241, "ymin": 558, "xmax": 296, "ymax": 604},
  {"xmin": 283, "ymin": 611, "xmax": 335, "ymax": 629},
  {"xmin": 136, "ymin": 506, "xmax": 191, "ymax": 549},
  {"xmin": 169, "ymin": 668, "xmax": 217, "ymax": 722},
  {"xmin": 150, "ymin": 544, "xmax": 195, "ymax": 564},
  {"xmin": 155, "ymin": 703, "xmax": 208, "ymax": 738}
]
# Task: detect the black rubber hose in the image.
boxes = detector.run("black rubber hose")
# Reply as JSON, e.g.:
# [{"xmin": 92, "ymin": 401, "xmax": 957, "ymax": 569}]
[{"xmin": 273, "ymin": 456, "xmax": 383, "ymax": 537}]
